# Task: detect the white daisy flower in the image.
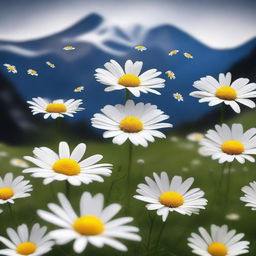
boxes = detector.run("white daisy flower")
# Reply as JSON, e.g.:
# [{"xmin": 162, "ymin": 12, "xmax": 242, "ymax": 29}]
[
  {"xmin": 10, "ymin": 158, "xmax": 29, "ymax": 168},
  {"xmin": 27, "ymin": 97, "xmax": 84, "ymax": 119},
  {"xmin": 134, "ymin": 45, "xmax": 147, "ymax": 51},
  {"xmin": 184, "ymin": 52, "xmax": 193, "ymax": 59},
  {"xmin": 63, "ymin": 46, "xmax": 75, "ymax": 50},
  {"xmin": 46, "ymin": 61, "xmax": 55, "ymax": 68},
  {"xmin": 188, "ymin": 224, "xmax": 249, "ymax": 256},
  {"xmin": 168, "ymin": 50, "xmax": 179, "ymax": 56},
  {"xmin": 27, "ymin": 69, "xmax": 38, "ymax": 76},
  {"xmin": 191, "ymin": 159, "xmax": 202, "ymax": 166},
  {"xmin": 165, "ymin": 70, "xmax": 176, "ymax": 79},
  {"xmin": 94, "ymin": 59, "xmax": 165, "ymax": 97},
  {"xmin": 38, "ymin": 192, "xmax": 141, "ymax": 253},
  {"xmin": 169, "ymin": 136, "xmax": 178, "ymax": 142},
  {"xmin": 74, "ymin": 86, "xmax": 84, "ymax": 92},
  {"xmin": 173, "ymin": 93, "xmax": 184, "ymax": 101},
  {"xmin": 225, "ymin": 213, "xmax": 240, "ymax": 221},
  {"xmin": 199, "ymin": 123, "xmax": 256, "ymax": 164},
  {"xmin": 0, "ymin": 173, "xmax": 32, "ymax": 205},
  {"xmin": 240, "ymin": 181, "xmax": 256, "ymax": 210},
  {"xmin": 3, "ymin": 64, "xmax": 17, "ymax": 73},
  {"xmin": 0, "ymin": 223, "xmax": 54, "ymax": 256},
  {"xmin": 91, "ymin": 100, "xmax": 172, "ymax": 147},
  {"xmin": 23, "ymin": 141, "xmax": 112, "ymax": 186},
  {"xmin": 187, "ymin": 133, "xmax": 204, "ymax": 142},
  {"xmin": 136, "ymin": 159, "xmax": 145, "ymax": 164},
  {"xmin": 134, "ymin": 172, "xmax": 207, "ymax": 221},
  {"xmin": 190, "ymin": 72, "xmax": 256, "ymax": 113},
  {"xmin": 0, "ymin": 151, "xmax": 8, "ymax": 157}
]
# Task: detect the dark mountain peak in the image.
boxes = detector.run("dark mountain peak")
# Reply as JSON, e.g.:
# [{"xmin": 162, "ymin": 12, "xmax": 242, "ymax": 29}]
[
  {"xmin": 0, "ymin": 13, "xmax": 104, "ymax": 45},
  {"xmin": 59, "ymin": 13, "xmax": 104, "ymax": 38}
]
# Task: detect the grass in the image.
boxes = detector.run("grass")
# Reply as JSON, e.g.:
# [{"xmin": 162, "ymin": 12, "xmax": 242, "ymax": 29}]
[{"xmin": 0, "ymin": 111, "xmax": 256, "ymax": 255}]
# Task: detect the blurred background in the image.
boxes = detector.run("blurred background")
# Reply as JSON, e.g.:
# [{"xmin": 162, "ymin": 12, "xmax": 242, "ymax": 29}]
[
  {"xmin": 0, "ymin": 0, "xmax": 256, "ymax": 255},
  {"xmin": 0, "ymin": 0, "xmax": 255, "ymax": 144}
]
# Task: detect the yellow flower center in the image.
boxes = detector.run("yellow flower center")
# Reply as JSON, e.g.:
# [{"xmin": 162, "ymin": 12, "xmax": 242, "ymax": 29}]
[
  {"xmin": 194, "ymin": 135, "xmax": 203, "ymax": 140},
  {"xmin": 30, "ymin": 70, "xmax": 36, "ymax": 74},
  {"xmin": 184, "ymin": 53, "xmax": 193, "ymax": 58},
  {"xmin": 64, "ymin": 46, "xmax": 74, "ymax": 50},
  {"xmin": 52, "ymin": 158, "xmax": 80, "ymax": 176},
  {"xmin": 221, "ymin": 140, "xmax": 244, "ymax": 155},
  {"xmin": 0, "ymin": 188, "xmax": 14, "ymax": 200},
  {"xmin": 46, "ymin": 103, "xmax": 67, "ymax": 113},
  {"xmin": 73, "ymin": 215, "xmax": 105, "ymax": 235},
  {"xmin": 208, "ymin": 242, "xmax": 227, "ymax": 256},
  {"xmin": 8, "ymin": 66, "xmax": 15, "ymax": 71},
  {"xmin": 16, "ymin": 242, "xmax": 37, "ymax": 255},
  {"xmin": 118, "ymin": 74, "xmax": 140, "ymax": 87},
  {"xmin": 215, "ymin": 86, "xmax": 237, "ymax": 100},
  {"xmin": 119, "ymin": 116, "xmax": 143, "ymax": 133},
  {"xmin": 159, "ymin": 191, "xmax": 184, "ymax": 207}
]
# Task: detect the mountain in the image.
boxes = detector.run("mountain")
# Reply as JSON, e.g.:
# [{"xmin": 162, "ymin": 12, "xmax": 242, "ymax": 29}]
[{"xmin": 0, "ymin": 13, "xmax": 255, "ymax": 133}]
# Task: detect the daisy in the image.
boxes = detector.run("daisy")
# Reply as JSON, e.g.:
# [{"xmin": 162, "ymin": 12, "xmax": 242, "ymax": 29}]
[
  {"xmin": 23, "ymin": 141, "xmax": 112, "ymax": 186},
  {"xmin": 63, "ymin": 46, "xmax": 75, "ymax": 50},
  {"xmin": 0, "ymin": 151, "xmax": 8, "ymax": 157},
  {"xmin": 190, "ymin": 72, "xmax": 256, "ymax": 113},
  {"xmin": 225, "ymin": 213, "xmax": 240, "ymax": 221},
  {"xmin": 27, "ymin": 69, "xmax": 38, "ymax": 76},
  {"xmin": 136, "ymin": 159, "xmax": 145, "ymax": 164},
  {"xmin": 94, "ymin": 59, "xmax": 165, "ymax": 97},
  {"xmin": 0, "ymin": 173, "xmax": 32, "ymax": 205},
  {"xmin": 0, "ymin": 223, "xmax": 54, "ymax": 256},
  {"xmin": 191, "ymin": 159, "xmax": 202, "ymax": 166},
  {"xmin": 199, "ymin": 123, "xmax": 256, "ymax": 164},
  {"xmin": 187, "ymin": 133, "xmax": 204, "ymax": 142},
  {"xmin": 168, "ymin": 50, "xmax": 179, "ymax": 56},
  {"xmin": 173, "ymin": 93, "xmax": 183, "ymax": 101},
  {"xmin": 134, "ymin": 172, "xmax": 207, "ymax": 221},
  {"xmin": 240, "ymin": 181, "xmax": 256, "ymax": 210},
  {"xmin": 74, "ymin": 86, "xmax": 84, "ymax": 92},
  {"xmin": 134, "ymin": 45, "xmax": 147, "ymax": 51},
  {"xmin": 27, "ymin": 97, "xmax": 84, "ymax": 119},
  {"xmin": 37, "ymin": 192, "xmax": 141, "ymax": 253},
  {"xmin": 10, "ymin": 158, "xmax": 29, "ymax": 168},
  {"xmin": 165, "ymin": 70, "xmax": 176, "ymax": 79},
  {"xmin": 91, "ymin": 100, "xmax": 172, "ymax": 147},
  {"xmin": 3, "ymin": 64, "xmax": 17, "ymax": 73},
  {"xmin": 184, "ymin": 52, "xmax": 193, "ymax": 59},
  {"xmin": 169, "ymin": 136, "xmax": 178, "ymax": 142},
  {"xmin": 188, "ymin": 224, "xmax": 249, "ymax": 256},
  {"xmin": 46, "ymin": 61, "xmax": 55, "ymax": 68}
]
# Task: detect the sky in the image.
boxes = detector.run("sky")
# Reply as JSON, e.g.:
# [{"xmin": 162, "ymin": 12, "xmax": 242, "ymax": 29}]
[{"xmin": 0, "ymin": 0, "xmax": 255, "ymax": 49}]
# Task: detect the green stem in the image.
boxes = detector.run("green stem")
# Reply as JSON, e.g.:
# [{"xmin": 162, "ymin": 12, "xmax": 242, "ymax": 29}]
[
  {"xmin": 65, "ymin": 181, "xmax": 70, "ymax": 199},
  {"xmin": 125, "ymin": 89, "xmax": 131, "ymax": 102},
  {"xmin": 8, "ymin": 203, "xmax": 14, "ymax": 218},
  {"xmin": 127, "ymin": 142, "xmax": 133, "ymax": 192},
  {"xmin": 106, "ymin": 165, "xmax": 122, "ymax": 203},
  {"xmin": 224, "ymin": 162, "xmax": 232, "ymax": 213},
  {"xmin": 146, "ymin": 214, "xmax": 156, "ymax": 254},
  {"xmin": 7, "ymin": 203, "xmax": 17, "ymax": 225},
  {"xmin": 217, "ymin": 163, "xmax": 226, "ymax": 193},
  {"xmin": 126, "ymin": 142, "xmax": 133, "ymax": 213},
  {"xmin": 220, "ymin": 104, "xmax": 225, "ymax": 124},
  {"xmin": 155, "ymin": 221, "xmax": 167, "ymax": 251}
]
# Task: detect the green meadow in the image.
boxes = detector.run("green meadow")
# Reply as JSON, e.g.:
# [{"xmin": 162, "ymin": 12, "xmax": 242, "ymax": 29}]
[{"xmin": 0, "ymin": 111, "xmax": 256, "ymax": 256}]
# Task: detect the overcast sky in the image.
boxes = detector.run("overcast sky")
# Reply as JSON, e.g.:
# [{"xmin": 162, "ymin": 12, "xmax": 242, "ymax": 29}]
[{"xmin": 0, "ymin": 0, "xmax": 255, "ymax": 49}]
